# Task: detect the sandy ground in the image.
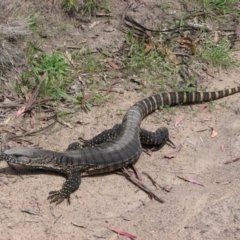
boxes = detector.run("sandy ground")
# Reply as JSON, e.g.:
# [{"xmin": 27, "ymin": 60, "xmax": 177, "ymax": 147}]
[{"xmin": 0, "ymin": 1, "xmax": 240, "ymax": 239}]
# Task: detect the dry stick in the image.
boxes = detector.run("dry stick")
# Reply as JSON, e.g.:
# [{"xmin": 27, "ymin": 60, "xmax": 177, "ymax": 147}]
[
  {"xmin": 224, "ymin": 157, "xmax": 240, "ymax": 165},
  {"xmin": 142, "ymin": 172, "xmax": 158, "ymax": 188},
  {"xmin": 122, "ymin": 168, "xmax": 165, "ymax": 203},
  {"xmin": 20, "ymin": 209, "xmax": 40, "ymax": 215},
  {"xmin": 131, "ymin": 164, "xmax": 142, "ymax": 181},
  {"xmin": 0, "ymin": 98, "xmax": 53, "ymax": 109},
  {"xmin": 0, "ymin": 103, "xmax": 23, "ymax": 108},
  {"xmin": 10, "ymin": 120, "xmax": 57, "ymax": 141},
  {"xmin": 142, "ymin": 172, "xmax": 171, "ymax": 192}
]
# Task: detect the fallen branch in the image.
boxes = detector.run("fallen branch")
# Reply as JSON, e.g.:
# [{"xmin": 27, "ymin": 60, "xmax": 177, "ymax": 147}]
[{"xmin": 122, "ymin": 167, "xmax": 164, "ymax": 203}]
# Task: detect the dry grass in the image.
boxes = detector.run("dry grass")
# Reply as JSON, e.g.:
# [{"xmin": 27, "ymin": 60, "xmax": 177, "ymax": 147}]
[{"xmin": 0, "ymin": 0, "xmax": 30, "ymax": 67}]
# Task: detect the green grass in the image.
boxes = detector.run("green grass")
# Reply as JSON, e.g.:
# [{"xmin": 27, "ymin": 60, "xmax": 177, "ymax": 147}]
[
  {"xmin": 203, "ymin": 0, "xmax": 237, "ymax": 14},
  {"xmin": 200, "ymin": 38, "xmax": 236, "ymax": 68},
  {"xmin": 122, "ymin": 33, "xmax": 179, "ymax": 90},
  {"xmin": 17, "ymin": 50, "xmax": 72, "ymax": 100},
  {"xmin": 88, "ymin": 91, "xmax": 111, "ymax": 106},
  {"xmin": 14, "ymin": 0, "xmax": 240, "ymax": 114},
  {"xmin": 82, "ymin": 0, "xmax": 111, "ymax": 16},
  {"xmin": 206, "ymin": 101, "xmax": 215, "ymax": 112},
  {"xmin": 61, "ymin": 0, "xmax": 79, "ymax": 14}
]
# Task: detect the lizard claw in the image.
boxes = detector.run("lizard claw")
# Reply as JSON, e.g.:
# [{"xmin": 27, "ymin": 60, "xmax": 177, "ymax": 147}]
[{"xmin": 48, "ymin": 190, "xmax": 70, "ymax": 205}]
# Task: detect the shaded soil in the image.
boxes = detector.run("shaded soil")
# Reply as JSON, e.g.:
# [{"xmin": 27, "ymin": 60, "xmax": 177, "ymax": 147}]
[{"xmin": 0, "ymin": 1, "xmax": 240, "ymax": 239}]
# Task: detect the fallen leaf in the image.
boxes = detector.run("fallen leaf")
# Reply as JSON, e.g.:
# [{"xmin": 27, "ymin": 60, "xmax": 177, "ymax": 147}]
[
  {"xmin": 220, "ymin": 144, "xmax": 225, "ymax": 151},
  {"xmin": 199, "ymin": 105, "xmax": 207, "ymax": 112},
  {"xmin": 108, "ymin": 60, "xmax": 119, "ymax": 69},
  {"xmin": 174, "ymin": 118, "xmax": 183, "ymax": 127},
  {"xmin": 213, "ymin": 31, "xmax": 219, "ymax": 43},
  {"xmin": 16, "ymin": 73, "xmax": 47, "ymax": 118},
  {"xmin": 165, "ymin": 48, "xmax": 179, "ymax": 65},
  {"xmin": 16, "ymin": 106, "xmax": 26, "ymax": 118},
  {"xmin": 155, "ymin": 41, "xmax": 179, "ymax": 65},
  {"xmin": 110, "ymin": 227, "xmax": 137, "ymax": 239},
  {"xmin": 203, "ymin": 68, "xmax": 215, "ymax": 78},
  {"xmin": 177, "ymin": 175, "xmax": 204, "ymax": 186},
  {"xmin": 164, "ymin": 144, "xmax": 182, "ymax": 159},
  {"xmin": 144, "ymin": 43, "xmax": 153, "ymax": 54},
  {"xmin": 216, "ymin": 180, "xmax": 231, "ymax": 185},
  {"xmin": 83, "ymin": 93, "xmax": 92, "ymax": 100},
  {"xmin": 193, "ymin": 37, "xmax": 200, "ymax": 44},
  {"xmin": 210, "ymin": 128, "xmax": 218, "ymax": 138},
  {"xmin": 177, "ymin": 37, "xmax": 193, "ymax": 45},
  {"xmin": 177, "ymin": 37, "xmax": 196, "ymax": 55}
]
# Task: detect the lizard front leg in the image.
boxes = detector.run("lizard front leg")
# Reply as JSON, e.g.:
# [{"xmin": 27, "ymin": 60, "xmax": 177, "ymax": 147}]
[{"xmin": 48, "ymin": 171, "xmax": 81, "ymax": 205}]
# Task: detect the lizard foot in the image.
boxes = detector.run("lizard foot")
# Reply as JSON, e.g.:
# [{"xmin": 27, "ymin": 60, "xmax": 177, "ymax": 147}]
[{"xmin": 48, "ymin": 190, "xmax": 70, "ymax": 205}]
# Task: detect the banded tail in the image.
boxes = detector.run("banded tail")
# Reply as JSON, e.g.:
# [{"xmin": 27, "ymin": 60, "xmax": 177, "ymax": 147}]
[{"xmin": 132, "ymin": 87, "xmax": 240, "ymax": 120}]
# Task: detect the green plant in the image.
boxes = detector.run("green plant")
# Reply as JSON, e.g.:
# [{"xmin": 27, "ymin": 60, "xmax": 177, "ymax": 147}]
[
  {"xmin": 88, "ymin": 91, "xmax": 111, "ymax": 106},
  {"xmin": 200, "ymin": 38, "xmax": 236, "ymax": 68},
  {"xmin": 101, "ymin": 0, "xmax": 111, "ymax": 13},
  {"xmin": 124, "ymin": 28, "xmax": 135, "ymax": 45},
  {"xmin": 18, "ymin": 51, "xmax": 71, "ymax": 100},
  {"xmin": 206, "ymin": 101, "xmax": 215, "ymax": 112},
  {"xmin": 126, "ymin": 39, "xmax": 165, "ymax": 73},
  {"xmin": 82, "ymin": 52, "xmax": 100, "ymax": 74},
  {"xmin": 83, "ymin": 0, "xmax": 99, "ymax": 15},
  {"xmin": 61, "ymin": 0, "xmax": 79, "ymax": 14},
  {"xmin": 203, "ymin": 0, "xmax": 237, "ymax": 14},
  {"xmin": 82, "ymin": 0, "xmax": 110, "ymax": 15},
  {"xmin": 28, "ymin": 15, "xmax": 39, "ymax": 32}
]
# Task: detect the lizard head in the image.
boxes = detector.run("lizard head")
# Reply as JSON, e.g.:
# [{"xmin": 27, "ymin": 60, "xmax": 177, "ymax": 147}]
[{"xmin": 2, "ymin": 147, "xmax": 64, "ymax": 171}]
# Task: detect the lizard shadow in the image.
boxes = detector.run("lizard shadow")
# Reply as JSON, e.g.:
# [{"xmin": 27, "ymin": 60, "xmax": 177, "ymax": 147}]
[{"xmin": 0, "ymin": 164, "xmax": 124, "ymax": 179}]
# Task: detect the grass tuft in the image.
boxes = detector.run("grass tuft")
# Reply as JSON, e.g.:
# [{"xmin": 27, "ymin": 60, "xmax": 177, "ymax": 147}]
[
  {"xmin": 18, "ymin": 51, "xmax": 71, "ymax": 100},
  {"xmin": 203, "ymin": 0, "xmax": 237, "ymax": 14},
  {"xmin": 200, "ymin": 39, "xmax": 237, "ymax": 68}
]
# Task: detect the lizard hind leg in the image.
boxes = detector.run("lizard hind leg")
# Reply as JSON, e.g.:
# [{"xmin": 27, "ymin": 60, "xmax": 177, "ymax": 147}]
[
  {"xmin": 140, "ymin": 127, "xmax": 175, "ymax": 151},
  {"xmin": 48, "ymin": 171, "xmax": 81, "ymax": 205}
]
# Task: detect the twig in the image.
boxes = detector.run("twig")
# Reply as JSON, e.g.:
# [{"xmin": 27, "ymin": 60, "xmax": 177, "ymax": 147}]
[
  {"xmin": 142, "ymin": 172, "xmax": 172, "ymax": 192},
  {"xmin": 71, "ymin": 222, "xmax": 91, "ymax": 230},
  {"xmin": 8, "ymin": 121, "xmax": 57, "ymax": 143},
  {"xmin": 122, "ymin": 168, "xmax": 164, "ymax": 203},
  {"xmin": 224, "ymin": 157, "xmax": 240, "ymax": 165},
  {"xmin": 21, "ymin": 209, "xmax": 40, "ymax": 215}
]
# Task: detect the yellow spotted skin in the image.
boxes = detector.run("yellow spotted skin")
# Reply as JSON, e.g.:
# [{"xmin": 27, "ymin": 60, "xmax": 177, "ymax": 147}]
[
  {"xmin": 1, "ymin": 87, "xmax": 240, "ymax": 204},
  {"xmin": 67, "ymin": 124, "xmax": 172, "ymax": 152}
]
